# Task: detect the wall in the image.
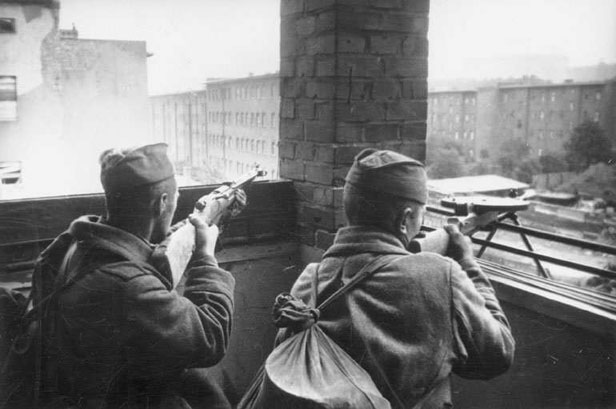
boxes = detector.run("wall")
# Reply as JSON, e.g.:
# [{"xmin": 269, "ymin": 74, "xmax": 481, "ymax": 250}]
[
  {"xmin": 494, "ymin": 82, "xmax": 607, "ymax": 159},
  {"xmin": 279, "ymin": 0, "xmax": 430, "ymax": 256},
  {"xmin": 42, "ymin": 38, "xmax": 151, "ymax": 194},
  {"xmin": 427, "ymin": 90, "xmax": 478, "ymax": 160},
  {"xmin": 150, "ymin": 91, "xmax": 208, "ymax": 183},
  {"xmin": 475, "ymin": 86, "xmax": 499, "ymax": 161},
  {"xmin": 427, "ymin": 81, "xmax": 612, "ymax": 164},
  {"xmin": 453, "ymin": 266, "xmax": 616, "ymax": 408},
  {"xmin": 0, "ymin": 2, "xmax": 150, "ymax": 200},
  {"xmin": 206, "ymin": 74, "xmax": 280, "ymax": 181},
  {"xmin": 0, "ymin": 1, "xmax": 59, "ymax": 198}
]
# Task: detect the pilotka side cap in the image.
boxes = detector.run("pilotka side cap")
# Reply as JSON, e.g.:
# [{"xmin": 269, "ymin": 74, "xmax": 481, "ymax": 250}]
[
  {"xmin": 345, "ymin": 148, "xmax": 428, "ymax": 204},
  {"xmin": 100, "ymin": 143, "xmax": 175, "ymax": 191}
]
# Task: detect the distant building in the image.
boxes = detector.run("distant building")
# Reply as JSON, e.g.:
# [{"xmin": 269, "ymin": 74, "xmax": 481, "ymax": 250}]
[
  {"xmin": 150, "ymin": 91, "xmax": 208, "ymax": 182},
  {"xmin": 151, "ymin": 73, "xmax": 280, "ymax": 183},
  {"xmin": 496, "ymin": 81, "xmax": 607, "ymax": 158},
  {"xmin": 427, "ymin": 79, "xmax": 616, "ymax": 162},
  {"xmin": 0, "ymin": 0, "xmax": 151, "ymax": 199},
  {"xmin": 427, "ymin": 89, "xmax": 478, "ymax": 161},
  {"xmin": 205, "ymin": 74, "xmax": 279, "ymax": 180}
]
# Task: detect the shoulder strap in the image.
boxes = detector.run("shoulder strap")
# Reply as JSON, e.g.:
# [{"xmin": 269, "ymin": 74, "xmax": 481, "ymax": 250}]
[
  {"xmin": 28, "ymin": 241, "xmax": 87, "ymax": 320},
  {"xmin": 316, "ymin": 254, "xmax": 402, "ymax": 312}
]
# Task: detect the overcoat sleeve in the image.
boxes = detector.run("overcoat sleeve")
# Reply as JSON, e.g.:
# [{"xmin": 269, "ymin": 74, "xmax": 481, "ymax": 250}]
[
  {"xmin": 116, "ymin": 258, "xmax": 235, "ymax": 374},
  {"xmin": 450, "ymin": 257, "xmax": 515, "ymax": 379}
]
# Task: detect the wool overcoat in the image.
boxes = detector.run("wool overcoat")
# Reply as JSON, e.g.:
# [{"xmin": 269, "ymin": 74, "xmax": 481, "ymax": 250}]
[
  {"xmin": 43, "ymin": 216, "xmax": 235, "ymax": 409},
  {"xmin": 277, "ymin": 226, "xmax": 515, "ymax": 409}
]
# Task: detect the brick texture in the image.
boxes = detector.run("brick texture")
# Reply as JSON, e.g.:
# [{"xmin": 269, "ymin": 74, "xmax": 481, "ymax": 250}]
[{"xmin": 279, "ymin": 0, "xmax": 429, "ymax": 249}]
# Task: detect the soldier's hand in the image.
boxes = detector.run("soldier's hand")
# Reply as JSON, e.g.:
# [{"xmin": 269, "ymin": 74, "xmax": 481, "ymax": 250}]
[
  {"xmin": 444, "ymin": 224, "xmax": 474, "ymax": 262},
  {"xmin": 229, "ymin": 189, "xmax": 247, "ymax": 217},
  {"xmin": 189, "ymin": 214, "xmax": 219, "ymax": 259}
]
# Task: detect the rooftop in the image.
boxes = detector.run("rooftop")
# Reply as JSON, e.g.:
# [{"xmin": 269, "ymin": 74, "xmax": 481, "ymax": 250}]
[
  {"xmin": 0, "ymin": 0, "xmax": 58, "ymax": 6},
  {"xmin": 428, "ymin": 174, "xmax": 530, "ymax": 196},
  {"xmin": 499, "ymin": 80, "xmax": 606, "ymax": 90},
  {"xmin": 204, "ymin": 73, "xmax": 279, "ymax": 86}
]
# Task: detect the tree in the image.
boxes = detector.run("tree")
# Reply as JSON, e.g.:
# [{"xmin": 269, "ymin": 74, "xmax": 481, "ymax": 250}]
[
  {"xmin": 564, "ymin": 121, "xmax": 612, "ymax": 171},
  {"xmin": 514, "ymin": 158, "xmax": 541, "ymax": 184},
  {"xmin": 496, "ymin": 138, "xmax": 530, "ymax": 176},
  {"xmin": 426, "ymin": 137, "xmax": 465, "ymax": 179},
  {"xmin": 427, "ymin": 148, "xmax": 464, "ymax": 178},
  {"xmin": 538, "ymin": 152, "xmax": 569, "ymax": 173},
  {"xmin": 556, "ymin": 162, "xmax": 616, "ymax": 205},
  {"xmin": 494, "ymin": 137, "xmax": 534, "ymax": 180}
]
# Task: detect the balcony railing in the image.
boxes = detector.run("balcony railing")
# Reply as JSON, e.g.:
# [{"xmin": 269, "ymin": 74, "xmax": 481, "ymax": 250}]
[{"xmin": 424, "ymin": 205, "xmax": 616, "ymax": 313}]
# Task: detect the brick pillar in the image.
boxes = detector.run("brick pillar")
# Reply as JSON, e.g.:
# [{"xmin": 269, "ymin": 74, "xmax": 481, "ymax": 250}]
[{"xmin": 279, "ymin": 0, "xmax": 430, "ymax": 259}]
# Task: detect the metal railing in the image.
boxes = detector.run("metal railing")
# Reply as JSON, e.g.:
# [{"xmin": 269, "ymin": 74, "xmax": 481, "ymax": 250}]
[{"xmin": 424, "ymin": 205, "xmax": 616, "ymax": 311}]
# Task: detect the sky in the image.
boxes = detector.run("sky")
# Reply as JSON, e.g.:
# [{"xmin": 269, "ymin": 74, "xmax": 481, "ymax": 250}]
[{"xmin": 59, "ymin": 0, "xmax": 616, "ymax": 94}]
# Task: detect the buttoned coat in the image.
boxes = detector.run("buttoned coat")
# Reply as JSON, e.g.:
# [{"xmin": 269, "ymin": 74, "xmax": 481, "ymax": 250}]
[
  {"xmin": 277, "ymin": 226, "xmax": 515, "ymax": 409},
  {"xmin": 40, "ymin": 216, "xmax": 235, "ymax": 409}
]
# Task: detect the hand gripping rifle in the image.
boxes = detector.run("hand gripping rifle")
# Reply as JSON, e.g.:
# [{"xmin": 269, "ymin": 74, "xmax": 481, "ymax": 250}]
[
  {"xmin": 408, "ymin": 196, "xmax": 530, "ymax": 255},
  {"xmin": 152, "ymin": 166, "xmax": 267, "ymax": 287}
]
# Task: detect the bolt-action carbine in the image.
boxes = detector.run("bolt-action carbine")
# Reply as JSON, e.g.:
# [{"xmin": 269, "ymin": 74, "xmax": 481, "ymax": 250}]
[{"xmin": 153, "ymin": 166, "xmax": 266, "ymax": 287}]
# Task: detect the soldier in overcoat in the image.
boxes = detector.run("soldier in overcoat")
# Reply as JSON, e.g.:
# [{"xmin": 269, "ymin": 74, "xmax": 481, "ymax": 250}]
[
  {"xmin": 277, "ymin": 149, "xmax": 515, "ymax": 409},
  {"xmin": 41, "ymin": 144, "xmax": 236, "ymax": 409}
]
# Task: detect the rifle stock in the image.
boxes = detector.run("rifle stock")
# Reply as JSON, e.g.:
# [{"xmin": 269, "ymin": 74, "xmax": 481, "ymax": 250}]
[{"xmin": 408, "ymin": 211, "xmax": 499, "ymax": 255}]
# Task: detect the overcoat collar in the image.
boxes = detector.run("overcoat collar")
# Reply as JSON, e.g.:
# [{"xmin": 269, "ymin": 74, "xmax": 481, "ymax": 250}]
[
  {"xmin": 68, "ymin": 215, "xmax": 154, "ymax": 263},
  {"xmin": 324, "ymin": 225, "xmax": 411, "ymax": 258}
]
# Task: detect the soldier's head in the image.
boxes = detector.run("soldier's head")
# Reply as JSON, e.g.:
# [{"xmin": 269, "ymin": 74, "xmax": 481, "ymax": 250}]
[
  {"xmin": 343, "ymin": 149, "xmax": 427, "ymax": 247},
  {"xmin": 99, "ymin": 143, "xmax": 178, "ymax": 243}
]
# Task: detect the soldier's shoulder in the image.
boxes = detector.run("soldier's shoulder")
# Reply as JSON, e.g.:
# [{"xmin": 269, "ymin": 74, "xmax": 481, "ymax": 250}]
[
  {"xmin": 95, "ymin": 261, "xmax": 158, "ymax": 282},
  {"xmin": 398, "ymin": 251, "xmax": 452, "ymax": 264},
  {"xmin": 389, "ymin": 252, "xmax": 454, "ymax": 273}
]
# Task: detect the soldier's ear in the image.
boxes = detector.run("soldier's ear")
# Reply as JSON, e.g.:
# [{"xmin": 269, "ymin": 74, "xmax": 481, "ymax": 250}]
[
  {"xmin": 154, "ymin": 192, "xmax": 168, "ymax": 217},
  {"xmin": 398, "ymin": 207, "xmax": 413, "ymax": 235}
]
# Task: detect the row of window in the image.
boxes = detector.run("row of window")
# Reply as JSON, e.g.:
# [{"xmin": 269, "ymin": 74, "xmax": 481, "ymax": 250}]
[
  {"xmin": 453, "ymin": 131, "xmax": 475, "ymax": 141},
  {"xmin": 429, "ymin": 96, "xmax": 477, "ymax": 106},
  {"xmin": 531, "ymin": 109, "xmax": 599, "ymax": 122},
  {"xmin": 208, "ymin": 111, "xmax": 278, "ymax": 128},
  {"xmin": 430, "ymin": 113, "xmax": 475, "ymax": 123},
  {"xmin": 503, "ymin": 89, "xmax": 602, "ymax": 103},
  {"xmin": 208, "ymin": 82, "xmax": 278, "ymax": 101},
  {"xmin": 208, "ymin": 133, "xmax": 278, "ymax": 155}
]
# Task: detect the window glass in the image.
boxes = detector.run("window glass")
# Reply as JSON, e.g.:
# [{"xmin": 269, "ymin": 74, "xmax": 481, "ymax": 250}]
[
  {"xmin": 0, "ymin": 76, "xmax": 17, "ymax": 121},
  {"xmin": 0, "ymin": 17, "xmax": 15, "ymax": 33}
]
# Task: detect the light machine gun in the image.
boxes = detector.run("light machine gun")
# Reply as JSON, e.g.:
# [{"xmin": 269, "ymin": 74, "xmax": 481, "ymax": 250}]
[
  {"xmin": 153, "ymin": 167, "xmax": 267, "ymax": 287},
  {"xmin": 409, "ymin": 195, "xmax": 530, "ymax": 257}
]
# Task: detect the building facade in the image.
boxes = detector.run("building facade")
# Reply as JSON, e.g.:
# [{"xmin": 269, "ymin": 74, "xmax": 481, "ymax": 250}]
[
  {"xmin": 427, "ymin": 90, "xmax": 478, "ymax": 160},
  {"xmin": 427, "ymin": 79, "xmax": 616, "ymax": 162},
  {"xmin": 150, "ymin": 91, "xmax": 207, "ymax": 183},
  {"xmin": 0, "ymin": 0, "xmax": 150, "ymax": 199},
  {"xmin": 150, "ymin": 73, "xmax": 280, "ymax": 184},
  {"xmin": 496, "ymin": 81, "xmax": 607, "ymax": 158},
  {"xmin": 205, "ymin": 74, "xmax": 279, "ymax": 181}
]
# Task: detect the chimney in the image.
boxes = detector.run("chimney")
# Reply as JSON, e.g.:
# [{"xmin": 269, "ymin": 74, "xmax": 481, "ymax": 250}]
[{"xmin": 60, "ymin": 24, "xmax": 78, "ymax": 40}]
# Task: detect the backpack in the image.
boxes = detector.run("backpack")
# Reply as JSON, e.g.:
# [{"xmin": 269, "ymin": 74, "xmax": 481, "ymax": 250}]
[
  {"xmin": 0, "ymin": 232, "xmax": 77, "ymax": 409},
  {"xmin": 237, "ymin": 255, "xmax": 402, "ymax": 409}
]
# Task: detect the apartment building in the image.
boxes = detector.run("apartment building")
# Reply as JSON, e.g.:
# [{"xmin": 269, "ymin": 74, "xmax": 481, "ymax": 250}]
[{"xmin": 427, "ymin": 79, "xmax": 616, "ymax": 161}]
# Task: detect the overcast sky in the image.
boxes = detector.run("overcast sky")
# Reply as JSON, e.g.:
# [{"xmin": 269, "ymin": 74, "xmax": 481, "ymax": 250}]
[{"xmin": 60, "ymin": 0, "xmax": 616, "ymax": 94}]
